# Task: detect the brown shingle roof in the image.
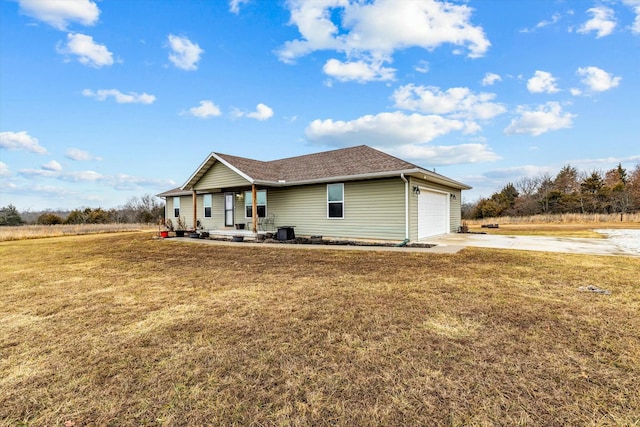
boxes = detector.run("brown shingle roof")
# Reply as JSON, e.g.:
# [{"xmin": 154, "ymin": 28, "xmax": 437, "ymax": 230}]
[
  {"xmin": 178, "ymin": 145, "xmax": 470, "ymax": 190},
  {"xmin": 216, "ymin": 145, "xmax": 420, "ymax": 182}
]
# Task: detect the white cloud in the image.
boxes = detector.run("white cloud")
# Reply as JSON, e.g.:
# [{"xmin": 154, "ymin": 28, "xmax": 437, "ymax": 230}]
[
  {"xmin": 277, "ymin": 0, "xmax": 489, "ymax": 82},
  {"xmin": 106, "ymin": 174, "xmax": 176, "ymax": 191},
  {"xmin": 229, "ymin": 0, "xmax": 249, "ymax": 14},
  {"xmin": 59, "ymin": 170, "xmax": 103, "ymax": 182},
  {"xmin": 0, "ymin": 131, "xmax": 47, "ymax": 154},
  {"xmin": 577, "ymin": 66, "xmax": 621, "ymax": 92},
  {"xmin": 233, "ymin": 103, "xmax": 275, "ymax": 121},
  {"xmin": 504, "ymin": 102, "xmax": 576, "ymax": 136},
  {"xmin": 570, "ymin": 154, "xmax": 640, "ymax": 169},
  {"xmin": 167, "ymin": 34, "xmax": 204, "ymax": 71},
  {"xmin": 42, "ymin": 160, "xmax": 63, "ymax": 171},
  {"xmin": 184, "ymin": 100, "xmax": 222, "ymax": 118},
  {"xmin": 323, "ymin": 58, "xmax": 396, "ymax": 83},
  {"xmin": 17, "ymin": 0, "xmax": 100, "ymax": 30},
  {"xmin": 623, "ymin": 0, "xmax": 640, "ymax": 33},
  {"xmin": 414, "ymin": 60, "xmax": 429, "ymax": 74},
  {"xmin": 481, "ymin": 72, "xmax": 502, "ymax": 86},
  {"xmin": 570, "ymin": 88, "xmax": 583, "ymax": 96},
  {"xmin": 30, "ymin": 185, "xmax": 75, "ymax": 197},
  {"xmin": 0, "ymin": 161, "xmax": 10, "ymax": 177},
  {"xmin": 578, "ymin": 6, "xmax": 616, "ymax": 38},
  {"xmin": 18, "ymin": 168, "xmax": 58, "ymax": 178},
  {"xmin": 483, "ymin": 165, "xmax": 553, "ymax": 180},
  {"xmin": 536, "ymin": 12, "xmax": 561, "ymax": 29},
  {"xmin": 521, "ymin": 12, "xmax": 561, "ymax": 33},
  {"xmin": 387, "ymin": 143, "xmax": 500, "ymax": 165},
  {"xmin": 305, "ymin": 111, "xmax": 472, "ymax": 148},
  {"xmin": 57, "ymin": 33, "xmax": 113, "ymax": 67},
  {"xmin": 527, "ymin": 70, "xmax": 560, "ymax": 93},
  {"xmin": 392, "ymin": 84, "xmax": 506, "ymax": 121},
  {"xmin": 82, "ymin": 89, "xmax": 156, "ymax": 104},
  {"xmin": 246, "ymin": 103, "xmax": 274, "ymax": 121},
  {"xmin": 18, "ymin": 166, "xmax": 176, "ymax": 191},
  {"xmin": 66, "ymin": 148, "xmax": 101, "ymax": 161}
]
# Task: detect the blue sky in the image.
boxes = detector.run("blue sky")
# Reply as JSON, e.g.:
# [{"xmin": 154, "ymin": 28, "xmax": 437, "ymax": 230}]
[{"xmin": 1, "ymin": 0, "xmax": 639, "ymax": 211}]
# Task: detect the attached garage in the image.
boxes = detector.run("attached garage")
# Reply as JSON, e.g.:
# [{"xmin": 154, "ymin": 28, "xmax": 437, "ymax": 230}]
[{"xmin": 417, "ymin": 189, "xmax": 450, "ymax": 239}]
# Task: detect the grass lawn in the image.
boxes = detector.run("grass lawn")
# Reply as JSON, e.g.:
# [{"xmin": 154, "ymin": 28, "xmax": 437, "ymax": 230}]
[{"xmin": 1, "ymin": 233, "xmax": 639, "ymax": 426}]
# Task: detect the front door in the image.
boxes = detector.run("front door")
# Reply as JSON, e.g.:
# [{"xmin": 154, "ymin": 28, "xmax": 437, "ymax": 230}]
[{"xmin": 224, "ymin": 193, "xmax": 234, "ymax": 227}]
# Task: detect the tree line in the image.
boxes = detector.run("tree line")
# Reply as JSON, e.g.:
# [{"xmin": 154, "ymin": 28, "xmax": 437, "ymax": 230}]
[
  {"xmin": 464, "ymin": 163, "xmax": 640, "ymax": 220},
  {"xmin": 0, "ymin": 194, "xmax": 164, "ymax": 226}
]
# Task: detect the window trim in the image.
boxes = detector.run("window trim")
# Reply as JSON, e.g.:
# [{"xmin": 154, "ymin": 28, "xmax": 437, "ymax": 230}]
[
  {"xmin": 245, "ymin": 190, "xmax": 267, "ymax": 218},
  {"xmin": 327, "ymin": 183, "xmax": 344, "ymax": 219},
  {"xmin": 203, "ymin": 194, "xmax": 212, "ymax": 218},
  {"xmin": 173, "ymin": 196, "xmax": 180, "ymax": 218}
]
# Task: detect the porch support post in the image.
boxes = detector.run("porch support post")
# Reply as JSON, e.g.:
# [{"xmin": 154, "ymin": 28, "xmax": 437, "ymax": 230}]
[
  {"xmin": 252, "ymin": 184, "xmax": 258, "ymax": 233},
  {"xmin": 192, "ymin": 190, "xmax": 197, "ymax": 229}
]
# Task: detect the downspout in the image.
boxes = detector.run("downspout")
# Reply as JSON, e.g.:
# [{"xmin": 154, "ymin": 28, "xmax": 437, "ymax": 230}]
[
  {"xmin": 400, "ymin": 173, "xmax": 409, "ymax": 242},
  {"xmin": 192, "ymin": 190, "xmax": 197, "ymax": 230}
]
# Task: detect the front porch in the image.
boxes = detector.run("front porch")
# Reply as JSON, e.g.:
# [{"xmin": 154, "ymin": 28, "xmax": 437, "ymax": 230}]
[{"xmin": 207, "ymin": 228, "xmax": 271, "ymax": 241}]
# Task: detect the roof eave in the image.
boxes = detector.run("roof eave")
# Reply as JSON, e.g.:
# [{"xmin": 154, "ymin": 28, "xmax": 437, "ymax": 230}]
[
  {"xmin": 254, "ymin": 168, "xmax": 471, "ymax": 190},
  {"xmin": 407, "ymin": 169, "xmax": 472, "ymax": 190}
]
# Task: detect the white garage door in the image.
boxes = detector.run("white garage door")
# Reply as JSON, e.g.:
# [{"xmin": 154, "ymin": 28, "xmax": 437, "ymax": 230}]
[{"xmin": 418, "ymin": 190, "xmax": 449, "ymax": 239}]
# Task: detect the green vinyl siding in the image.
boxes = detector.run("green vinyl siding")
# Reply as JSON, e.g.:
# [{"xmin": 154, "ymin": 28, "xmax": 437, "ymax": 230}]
[
  {"xmin": 193, "ymin": 161, "xmax": 250, "ymax": 191},
  {"xmin": 268, "ymin": 178, "xmax": 406, "ymax": 241},
  {"xmin": 167, "ymin": 195, "xmax": 193, "ymax": 229}
]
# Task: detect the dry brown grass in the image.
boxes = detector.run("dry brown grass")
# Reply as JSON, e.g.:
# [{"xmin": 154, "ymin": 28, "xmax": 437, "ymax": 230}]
[
  {"xmin": 0, "ymin": 223, "xmax": 157, "ymax": 242},
  {"xmin": 466, "ymin": 214, "xmax": 640, "ymax": 237},
  {"xmin": 1, "ymin": 233, "xmax": 639, "ymax": 426},
  {"xmin": 467, "ymin": 212, "xmax": 640, "ymax": 225}
]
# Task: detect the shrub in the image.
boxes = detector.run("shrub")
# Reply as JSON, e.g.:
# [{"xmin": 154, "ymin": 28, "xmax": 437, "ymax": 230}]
[{"xmin": 37, "ymin": 213, "xmax": 64, "ymax": 225}]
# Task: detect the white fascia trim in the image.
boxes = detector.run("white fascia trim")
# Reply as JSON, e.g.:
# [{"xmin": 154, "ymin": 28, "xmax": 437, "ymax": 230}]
[
  {"xmin": 254, "ymin": 168, "xmax": 470, "ymax": 190},
  {"xmin": 414, "ymin": 170, "xmax": 472, "ymax": 190},
  {"xmin": 253, "ymin": 169, "xmax": 424, "ymax": 187},
  {"xmin": 180, "ymin": 152, "xmax": 215, "ymax": 191}
]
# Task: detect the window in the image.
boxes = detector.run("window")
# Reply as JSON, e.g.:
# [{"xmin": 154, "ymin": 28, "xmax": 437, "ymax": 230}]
[
  {"xmin": 245, "ymin": 190, "xmax": 266, "ymax": 218},
  {"xmin": 173, "ymin": 196, "xmax": 180, "ymax": 218},
  {"xmin": 203, "ymin": 194, "xmax": 212, "ymax": 218},
  {"xmin": 327, "ymin": 183, "xmax": 344, "ymax": 219}
]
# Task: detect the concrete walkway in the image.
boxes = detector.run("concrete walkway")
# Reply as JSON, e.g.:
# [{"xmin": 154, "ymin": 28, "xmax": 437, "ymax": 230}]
[
  {"xmin": 421, "ymin": 233, "xmax": 639, "ymax": 257},
  {"xmin": 165, "ymin": 232, "xmax": 638, "ymax": 256},
  {"xmin": 165, "ymin": 236, "xmax": 462, "ymax": 254}
]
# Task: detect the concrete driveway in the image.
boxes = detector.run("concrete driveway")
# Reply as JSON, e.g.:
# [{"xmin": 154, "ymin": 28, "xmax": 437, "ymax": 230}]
[{"xmin": 422, "ymin": 232, "xmax": 640, "ymax": 257}]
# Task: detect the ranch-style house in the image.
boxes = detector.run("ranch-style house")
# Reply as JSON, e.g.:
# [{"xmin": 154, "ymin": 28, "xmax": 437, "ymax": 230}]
[{"xmin": 158, "ymin": 145, "xmax": 471, "ymax": 242}]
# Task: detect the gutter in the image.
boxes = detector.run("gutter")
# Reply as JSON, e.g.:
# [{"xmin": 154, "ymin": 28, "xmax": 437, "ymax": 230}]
[{"xmin": 252, "ymin": 168, "xmax": 471, "ymax": 190}]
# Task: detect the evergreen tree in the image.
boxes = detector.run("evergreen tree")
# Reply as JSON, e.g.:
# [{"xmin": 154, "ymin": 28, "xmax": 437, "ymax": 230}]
[
  {"xmin": 580, "ymin": 170, "xmax": 607, "ymax": 213},
  {"xmin": 0, "ymin": 204, "xmax": 25, "ymax": 226}
]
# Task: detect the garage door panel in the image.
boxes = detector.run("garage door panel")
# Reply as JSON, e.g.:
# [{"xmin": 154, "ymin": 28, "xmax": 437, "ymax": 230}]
[{"xmin": 418, "ymin": 190, "xmax": 449, "ymax": 239}]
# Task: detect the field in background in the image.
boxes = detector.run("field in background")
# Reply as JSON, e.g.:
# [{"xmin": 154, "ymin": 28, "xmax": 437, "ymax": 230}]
[
  {"xmin": 466, "ymin": 212, "xmax": 640, "ymax": 224},
  {"xmin": 1, "ymin": 233, "xmax": 638, "ymax": 425},
  {"xmin": 0, "ymin": 223, "xmax": 158, "ymax": 242},
  {"xmin": 466, "ymin": 213, "xmax": 640, "ymax": 237}
]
